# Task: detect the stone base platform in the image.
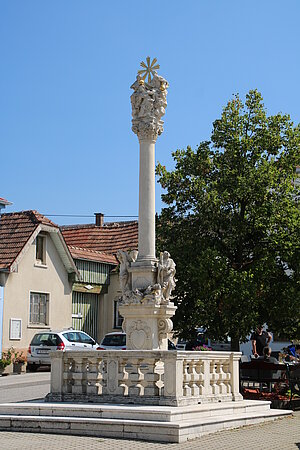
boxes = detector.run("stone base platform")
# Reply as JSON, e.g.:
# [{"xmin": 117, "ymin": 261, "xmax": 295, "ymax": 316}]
[{"xmin": 0, "ymin": 400, "xmax": 291, "ymax": 443}]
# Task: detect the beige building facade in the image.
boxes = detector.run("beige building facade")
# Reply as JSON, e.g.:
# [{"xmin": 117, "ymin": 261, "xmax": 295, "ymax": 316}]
[
  {"xmin": 0, "ymin": 209, "xmax": 138, "ymax": 359},
  {"xmin": 0, "ymin": 211, "xmax": 78, "ymax": 355}
]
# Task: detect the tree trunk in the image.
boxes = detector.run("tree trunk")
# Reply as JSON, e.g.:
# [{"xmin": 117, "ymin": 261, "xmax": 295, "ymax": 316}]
[{"xmin": 230, "ymin": 337, "xmax": 240, "ymax": 352}]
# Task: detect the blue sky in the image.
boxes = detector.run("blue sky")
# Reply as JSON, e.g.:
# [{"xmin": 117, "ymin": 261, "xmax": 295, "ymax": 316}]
[{"xmin": 1, "ymin": 1, "xmax": 300, "ymax": 225}]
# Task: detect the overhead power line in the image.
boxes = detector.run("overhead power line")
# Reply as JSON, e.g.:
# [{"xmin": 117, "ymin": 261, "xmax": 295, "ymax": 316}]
[{"xmin": 44, "ymin": 214, "xmax": 138, "ymax": 218}]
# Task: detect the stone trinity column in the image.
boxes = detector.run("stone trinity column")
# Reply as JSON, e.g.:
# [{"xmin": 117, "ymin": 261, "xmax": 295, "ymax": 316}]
[{"xmin": 118, "ymin": 59, "xmax": 177, "ymax": 351}]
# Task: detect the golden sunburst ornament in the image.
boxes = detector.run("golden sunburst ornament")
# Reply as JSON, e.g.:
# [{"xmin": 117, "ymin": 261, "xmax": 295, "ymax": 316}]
[{"xmin": 138, "ymin": 56, "xmax": 160, "ymax": 83}]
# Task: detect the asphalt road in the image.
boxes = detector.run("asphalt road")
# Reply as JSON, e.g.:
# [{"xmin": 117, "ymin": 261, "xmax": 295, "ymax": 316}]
[{"xmin": 0, "ymin": 370, "xmax": 51, "ymax": 403}]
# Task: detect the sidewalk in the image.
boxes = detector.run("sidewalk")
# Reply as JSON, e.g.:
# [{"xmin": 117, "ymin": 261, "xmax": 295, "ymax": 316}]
[{"xmin": 0, "ymin": 411, "xmax": 299, "ymax": 450}]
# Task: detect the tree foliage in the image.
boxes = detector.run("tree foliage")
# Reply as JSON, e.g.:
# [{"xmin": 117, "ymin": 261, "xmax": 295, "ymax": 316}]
[{"xmin": 156, "ymin": 90, "xmax": 300, "ymax": 348}]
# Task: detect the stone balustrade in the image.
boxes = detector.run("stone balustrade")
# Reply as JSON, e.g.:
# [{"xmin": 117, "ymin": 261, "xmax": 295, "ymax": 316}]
[{"xmin": 48, "ymin": 350, "xmax": 242, "ymax": 406}]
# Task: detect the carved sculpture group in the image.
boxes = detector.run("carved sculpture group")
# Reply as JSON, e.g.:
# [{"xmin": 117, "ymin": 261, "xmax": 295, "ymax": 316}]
[
  {"xmin": 130, "ymin": 72, "xmax": 169, "ymax": 140},
  {"xmin": 117, "ymin": 250, "xmax": 176, "ymax": 306}
]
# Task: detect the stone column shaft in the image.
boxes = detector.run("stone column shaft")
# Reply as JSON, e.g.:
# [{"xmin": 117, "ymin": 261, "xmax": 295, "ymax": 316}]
[{"xmin": 137, "ymin": 137, "xmax": 156, "ymax": 263}]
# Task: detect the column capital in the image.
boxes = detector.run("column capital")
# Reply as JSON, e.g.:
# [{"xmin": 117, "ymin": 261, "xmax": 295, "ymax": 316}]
[
  {"xmin": 130, "ymin": 72, "xmax": 168, "ymax": 141},
  {"xmin": 136, "ymin": 123, "xmax": 160, "ymax": 142}
]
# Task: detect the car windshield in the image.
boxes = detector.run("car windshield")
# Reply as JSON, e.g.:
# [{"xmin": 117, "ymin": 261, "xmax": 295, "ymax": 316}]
[
  {"xmin": 101, "ymin": 334, "xmax": 126, "ymax": 346},
  {"xmin": 62, "ymin": 331, "xmax": 95, "ymax": 344},
  {"xmin": 31, "ymin": 333, "xmax": 62, "ymax": 346}
]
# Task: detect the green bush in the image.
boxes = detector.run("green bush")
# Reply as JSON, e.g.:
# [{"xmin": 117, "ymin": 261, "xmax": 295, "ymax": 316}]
[{"xmin": 0, "ymin": 348, "xmax": 12, "ymax": 370}]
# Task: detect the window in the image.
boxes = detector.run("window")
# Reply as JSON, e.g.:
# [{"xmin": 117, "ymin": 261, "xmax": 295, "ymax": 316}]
[
  {"xmin": 29, "ymin": 292, "xmax": 49, "ymax": 325},
  {"xmin": 36, "ymin": 235, "xmax": 46, "ymax": 264},
  {"xmin": 114, "ymin": 299, "xmax": 123, "ymax": 329},
  {"xmin": 78, "ymin": 332, "xmax": 95, "ymax": 345},
  {"xmin": 30, "ymin": 333, "xmax": 62, "ymax": 346},
  {"xmin": 101, "ymin": 333, "xmax": 126, "ymax": 347},
  {"xmin": 63, "ymin": 332, "xmax": 80, "ymax": 343}
]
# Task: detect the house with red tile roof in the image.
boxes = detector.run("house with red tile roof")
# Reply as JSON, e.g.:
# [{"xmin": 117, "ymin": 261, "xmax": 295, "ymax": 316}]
[
  {"xmin": 0, "ymin": 210, "xmax": 79, "ymax": 359},
  {"xmin": 60, "ymin": 217, "xmax": 138, "ymax": 341}
]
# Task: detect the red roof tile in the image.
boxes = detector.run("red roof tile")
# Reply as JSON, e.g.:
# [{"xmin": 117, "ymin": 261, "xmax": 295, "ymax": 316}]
[
  {"xmin": 68, "ymin": 246, "xmax": 118, "ymax": 265},
  {"xmin": 61, "ymin": 221, "xmax": 138, "ymax": 255},
  {"xmin": 0, "ymin": 210, "xmax": 58, "ymax": 270}
]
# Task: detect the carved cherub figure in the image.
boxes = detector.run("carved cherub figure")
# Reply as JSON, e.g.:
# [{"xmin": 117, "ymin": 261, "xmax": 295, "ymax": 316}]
[{"xmin": 143, "ymin": 283, "xmax": 162, "ymax": 305}]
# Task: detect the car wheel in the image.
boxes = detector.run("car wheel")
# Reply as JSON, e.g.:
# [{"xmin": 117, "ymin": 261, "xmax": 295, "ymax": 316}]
[{"xmin": 27, "ymin": 364, "xmax": 39, "ymax": 372}]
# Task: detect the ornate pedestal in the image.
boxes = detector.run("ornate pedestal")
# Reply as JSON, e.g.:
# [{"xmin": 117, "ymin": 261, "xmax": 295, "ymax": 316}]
[{"xmin": 118, "ymin": 250, "xmax": 177, "ymax": 351}]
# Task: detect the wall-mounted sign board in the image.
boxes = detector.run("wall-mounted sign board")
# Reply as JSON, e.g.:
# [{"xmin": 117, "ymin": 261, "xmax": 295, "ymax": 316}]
[{"xmin": 10, "ymin": 318, "xmax": 22, "ymax": 340}]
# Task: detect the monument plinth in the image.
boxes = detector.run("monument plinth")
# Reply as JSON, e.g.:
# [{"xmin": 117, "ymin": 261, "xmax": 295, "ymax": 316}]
[{"xmin": 118, "ymin": 59, "xmax": 176, "ymax": 350}]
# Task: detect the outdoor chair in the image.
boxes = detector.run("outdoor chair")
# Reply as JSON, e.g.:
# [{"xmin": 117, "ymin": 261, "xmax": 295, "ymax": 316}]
[{"xmin": 286, "ymin": 365, "xmax": 300, "ymax": 406}]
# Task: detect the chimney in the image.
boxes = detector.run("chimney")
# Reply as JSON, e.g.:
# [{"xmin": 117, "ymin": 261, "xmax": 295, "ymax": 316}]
[{"xmin": 94, "ymin": 212, "xmax": 104, "ymax": 227}]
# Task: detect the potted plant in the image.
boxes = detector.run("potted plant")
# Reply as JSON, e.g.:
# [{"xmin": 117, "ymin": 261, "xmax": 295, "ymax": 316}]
[
  {"xmin": 192, "ymin": 344, "xmax": 213, "ymax": 351},
  {"xmin": 0, "ymin": 348, "xmax": 13, "ymax": 376},
  {"xmin": 13, "ymin": 350, "xmax": 27, "ymax": 374}
]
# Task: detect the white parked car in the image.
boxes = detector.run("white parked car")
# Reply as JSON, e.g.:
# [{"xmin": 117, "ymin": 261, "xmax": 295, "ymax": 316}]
[{"xmin": 27, "ymin": 329, "xmax": 99, "ymax": 371}]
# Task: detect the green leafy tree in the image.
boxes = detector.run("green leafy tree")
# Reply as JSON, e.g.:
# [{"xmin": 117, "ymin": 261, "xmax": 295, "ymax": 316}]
[{"xmin": 156, "ymin": 90, "xmax": 300, "ymax": 349}]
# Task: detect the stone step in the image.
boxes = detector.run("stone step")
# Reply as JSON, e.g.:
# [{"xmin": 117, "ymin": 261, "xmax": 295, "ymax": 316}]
[
  {"xmin": 0, "ymin": 399, "xmax": 271, "ymax": 422},
  {"xmin": 0, "ymin": 401, "xmax": 292, "ymax": 443}
]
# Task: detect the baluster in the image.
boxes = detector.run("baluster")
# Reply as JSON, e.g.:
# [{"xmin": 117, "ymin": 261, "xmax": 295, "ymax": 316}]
[
  {"xmin": 222, "ymin": 361, "xmax": 231, "ymax": 394},
  {"xmin": 195, "ymin": 359, "xmax": 204, "ymax": 396},
  {"xmin": 99, "ymin": 358, "xmax": 108, "ymax": 394},
  {"xmin": 134, "ymin": 358, "xmax": 146, "ymax": 396},
  {"xmin": 183, "ymin": 359, "xmax": 191, "ymax": 397},
  {"xmin": 127, "ymin": 357, "xmax": 142, "ymax": 397},
  {"xmin": 189, "ymin": 359, "xmax": 199, "ymax": 397},
  {"xmin": 64, "ymin": 357, "xmax": 75, "ymax": 394},
  {"xmin": 210, "ymin": 360, "xmax": 219, "ymax": 395},
  {"xmin": 86, "ymin": 356, "xmax": 98, "ymax": 395},
  {"xmin": 94, "ymin": 356, "xmax": 103, "ymax": 395},
  {"xmin": 143, "ymin": 357, "xmax": 160, "ymax": 397},
  {"xmin": 217, "ymin": 360, "xmax": 227, "ymax": 395},
  {"xmin": 71, "ymin": 355, "xmax": 86, "ymax": 395},
  {"xmin": 125, "ymin": 358, "xmax": 137, "ymax": 397},
  {"xmin": 118, "ymin": 357, "xmax": 129, "ymax": 396}
]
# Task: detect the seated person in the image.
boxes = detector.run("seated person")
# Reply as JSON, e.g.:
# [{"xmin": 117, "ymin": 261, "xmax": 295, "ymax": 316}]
[
  {"xmin": 258, "ymin": 346, "xmax": 279, "ymax": 364},
  {"xmin": 257, "ymin": 347, "xmax": 281, "ymax": 390},
  {"xmin": 285, "ymin": 344, "xmax": 300, "ymax": 362}
]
